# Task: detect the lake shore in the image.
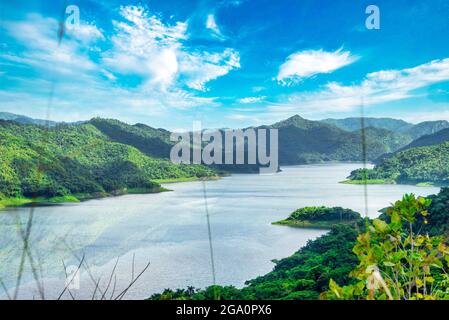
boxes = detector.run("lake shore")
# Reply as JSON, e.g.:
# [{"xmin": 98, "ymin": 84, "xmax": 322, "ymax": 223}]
[{"xmin": 0, "ymin": 175, "xmax": 224, "ymax": 210}]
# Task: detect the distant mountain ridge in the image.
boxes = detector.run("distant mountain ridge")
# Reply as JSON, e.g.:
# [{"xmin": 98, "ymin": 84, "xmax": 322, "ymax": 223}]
[
  {"xmin": 321, "ymin": 116, "xmax": 449, "ymax": 141},
  {"xmin": 1, "ymin": 112, "xmax": 448, "ymax": 167},
  {"xmin": 321, "ymin": 117, "xmax": 412, "ymax": 132}
]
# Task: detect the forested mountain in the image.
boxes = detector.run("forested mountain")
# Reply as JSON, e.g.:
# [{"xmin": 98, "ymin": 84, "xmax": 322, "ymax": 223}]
[
  {"xmin": 1, "ymin": 113, "xmax": 447, "ymax": 182},
  {"xmin": 0, "ymin": 120, "xmax": 215, "ymax": 201},
  {"xmin": 400, "ymin": 128, "xmax": 449, "ymax": 150},
  {"xmin": 0, "ymin": 112, "xmax": 59, "ymax": 126},
  {"xmin": 321, "ymin": 116, "xmax": 449, "ymax": 141},
  {"xmin": 265, "ymin": 115, "xmax": 411, "ymax": 164},
  {"xmin": 399, "ymin": 120, "xmax": 449, "ymax": 140},
  {"xmin": 321, "ymin": 117, "xmax": 412, "ymax": 132},
  {"xmin": 88, "ymin": 118, "xmax": 173, "ymax": 159},
  {"xmin": 348, "ymin": 141, "xmax": 449, "ymax": 186}
]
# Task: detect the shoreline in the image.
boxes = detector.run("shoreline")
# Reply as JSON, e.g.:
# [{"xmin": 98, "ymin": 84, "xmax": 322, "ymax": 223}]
[
  {"xmin": 340, "ymin": 179, "xmax": 444, "ymax": 187},
  {"xmin": 0, "ymin": 175, "xmax": 223, "ymax": 210}
]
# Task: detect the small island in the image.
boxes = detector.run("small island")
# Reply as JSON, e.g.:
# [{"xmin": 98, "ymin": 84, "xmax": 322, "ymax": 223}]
[{"xmin": 272, "ymin": 206, "xmax": 361, "ymax": 229}]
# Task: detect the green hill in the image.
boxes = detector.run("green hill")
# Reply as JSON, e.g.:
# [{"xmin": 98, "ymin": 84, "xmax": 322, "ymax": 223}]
[
  {"xmin": 321, "ymin": 117, "xmax": 412, "ymax": 132},
  {"xmin": 347, "ymin": 141, "xmax": 449, "ymax": 186},
  {"xmin": 400, "ymin": 127, "xmax": 449, "ymax": 150},
  {"xmin": 400, "ymin": 120, "xmax": 449, "ymax": 140},
  {"xmin": 267, "ymin": 115, "xmax": 411, "ymax": 164},
  {"xmin": 0, "ymin": 120, "xmax": 216, "ymax": 207}
]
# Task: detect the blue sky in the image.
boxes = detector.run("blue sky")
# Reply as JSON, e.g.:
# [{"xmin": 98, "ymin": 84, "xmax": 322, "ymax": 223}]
[{"xmin": 1, "ymin": 0, "xmax": 449, "ymax": 129}]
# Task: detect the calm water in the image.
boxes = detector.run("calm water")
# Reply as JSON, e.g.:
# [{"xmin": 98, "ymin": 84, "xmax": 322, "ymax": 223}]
[{"xmin": 0, "ymin": 163, "xmax": 440, "ymax": 299}]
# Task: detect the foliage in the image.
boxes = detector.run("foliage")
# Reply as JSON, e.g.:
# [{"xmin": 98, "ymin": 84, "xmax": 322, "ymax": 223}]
[
  {"xmin": 287, "ymin": 206, "xmax": 360, "ymax": 222},
  {"xmin": 324, "ymin": 194, "xmax": 449, "ymax": 300},
  {"xmin": 349, "ymin": 142, "xmax": 449, "ymax": 185},
  {"xmin": 0, "ymin": 120, "xmax": 216, "ymax": 202},
  {"xmin": 270, "ymin": 115, "xmax": 412, "ymax": 165}
]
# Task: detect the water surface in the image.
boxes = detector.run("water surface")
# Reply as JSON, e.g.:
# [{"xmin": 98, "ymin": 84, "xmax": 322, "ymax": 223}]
[{"xmin": 0, "ymin": 164, "xmax": 440, "ymax": 299}]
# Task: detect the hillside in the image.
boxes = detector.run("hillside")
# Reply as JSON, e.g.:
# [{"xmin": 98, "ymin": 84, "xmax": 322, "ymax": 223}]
[
  {"xmin": 88, "ymin": 118, "xmax": 173, "ymax": 159},
  {"xmin": 399, "ymin": 120, "xmax": 449, "ymax": 140},
  {"xmin": 321, "ymin": 116, "xmax": 449, "ymax": 141},
  {"xmin": 0, "ymin": 120, "xmax": 216, "ymax": 205},
  {"xmin": 400, "ymin": 127, "xmax": 449, "ymax": 150},
  {"xmin": 347, "ymin": 141, "xmax": 449, "ymax": 186},
  {"xmin": 321, "ymin": 117, "xmax": 412, "ymax": 132},
  {"xmin": 267, "ymin": 115, "xmax": 411, "ymax": 164}
]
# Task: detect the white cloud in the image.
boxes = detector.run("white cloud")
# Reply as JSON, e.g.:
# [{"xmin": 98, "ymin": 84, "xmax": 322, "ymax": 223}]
[
  {"xmin": 269, "ymin": 57, "xmax": 449, "ymax": 117},
  {"xmin": 238, "ymin": 96, "xmax": 266, "ymax": 104},
  {"xmin": 104, "ymin": 6, "xmax": 239, "ymax": 91},
  {"xmin": 180, "ymin": 48, "xmax": 240, "ymax": 91},
  {"xmin": 276, "ymin": 48, "xmax": 357, "ymax": 85},
  {"xmin": 0, "ymin": 5, "xmax": 241, "ymax": 124},
  {"xmin": 205, "ymin": 14, "xmax": 226, "ymax": 40}
]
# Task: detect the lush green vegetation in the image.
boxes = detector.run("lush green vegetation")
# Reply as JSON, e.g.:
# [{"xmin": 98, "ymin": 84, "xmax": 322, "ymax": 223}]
[
  {"xmin": 269, "ymin": 115, "xmax": 412, "ymax": 165},
  {"xmin": 150, "ymin": 188, "xmax": 449, "ymax": 300},
  {"xmin": 324, "ymin": 194, "xmax": 449, "ymax": 300},
  {"xmin": 348, "ymin": 142, "xmax": 449, "ymax": 186},
  {"xmin": 273, "ymin": 206, "xmax": 361, "ymax": 229},
  {"xmin": 321, "ymin": 117, "xmax": 449, "ymax": 141},
  {"xmin": 0, "ymin": 120, "xmax": 216, "ymax": 207},
  {"xmin": 321, "ymin": 117, "xmax": 412, "ymax": 132}
]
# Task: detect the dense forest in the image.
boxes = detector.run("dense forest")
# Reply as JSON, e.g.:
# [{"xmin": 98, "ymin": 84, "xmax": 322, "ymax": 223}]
[
  {"xmin": 0, "ymin": 120, "xmax": 215, "ymax": 203},
  {"xmin": 348, "ymin": 141, "xmax": 449, "ymax": 186},
  {"xmin": 273, "ymin": 206, "xmax": 360, "ymax": 228},
  {"xmin": 150, "ymin": 188, "xmax": 449, "ymax": 300}
]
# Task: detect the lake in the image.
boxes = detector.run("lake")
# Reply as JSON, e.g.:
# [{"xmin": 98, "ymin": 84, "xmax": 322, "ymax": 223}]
[{"xmin": 0, "ymin": 163, "xmax": 440, "ymax": 299}]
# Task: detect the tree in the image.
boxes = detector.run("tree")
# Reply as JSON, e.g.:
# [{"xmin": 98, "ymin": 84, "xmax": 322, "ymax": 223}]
[{"xmin": 323, "ymin": 194, "xmax": 449, "ymax": 300}]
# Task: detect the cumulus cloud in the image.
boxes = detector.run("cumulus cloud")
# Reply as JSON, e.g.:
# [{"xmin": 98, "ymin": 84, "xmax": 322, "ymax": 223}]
[
  {"xmin": 0, "ymin": 5, "xmax": 241, "ymax": 123},
  {"xmin": 103, "ymin": 6, "xmax": 239, "ymax": 91},
  {"xmin": 276, "ymin": 48, "xmax": 357, "ymax": 85}
]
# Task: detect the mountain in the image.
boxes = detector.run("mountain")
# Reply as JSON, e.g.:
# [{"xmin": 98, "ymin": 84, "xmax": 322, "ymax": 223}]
[
  {"xmin": 399, "ymin": 120, "xmax": 449, "ymax": 140},
  {"xmin": 0, "ymin": 112, "xmax": 59, "ymax": 126},
  {"xmin": 0, "ymin": 120, "xmax": 215, "ymax": 201},
  {"xmin": 401, "ymin": 128, "xmax": 449, "ymax": 150},
  {"xmin": 348, "ymin": 141, "xmax": 449, "ymax": 186},
  {"xmin": 88, "ymin": 118, "xmax": 173, "ymax": 159},
  {"xmin": 321, "ymin": 117, "xmax": 449, "ymax": 141},
  {"xmin": 265, "ymin": 115, "xmax": 411, "ymax": 164},
  {"xmin": 321, "ymin": 117, "xmax": 412, "ymax": 132}
]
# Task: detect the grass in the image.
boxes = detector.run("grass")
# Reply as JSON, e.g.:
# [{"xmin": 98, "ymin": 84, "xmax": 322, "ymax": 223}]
[
  {"xmin": 153, "ymin": 176, "xmax": 221, "ymax": 184},
  {"xmin": 340, "ymin": 179, "xmax": 392, "ymax": 185},
  {"xmin": 0, "ymin": 195, "xmax": 80, "ymax": 209},
  {"xmin": 416, "ymin": 182, "xmax": 435, "ymax": 187},
  {"xmin": 0, "ymin": 186, "xmax": 174, "ymax": 210},
  {"xmin": 272, "ymin": 219, "xmax": 359, "ymax": 229}
]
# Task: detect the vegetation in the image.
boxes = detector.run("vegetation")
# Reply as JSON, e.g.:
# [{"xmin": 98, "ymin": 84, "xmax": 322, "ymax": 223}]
[
  {"xmin": 324, "ymin": 194, "xmax": 449, "ymax": 300},
  {"xmin": 348, "ymin": 142, "xmax": 449, "ymax": 186},
  {"xmin": 321, "ymin": 117, "xmax": 449, "ymax": 141},
  {"xmin": 269, "ymin": 115, "xmax": 412, "ymax": 165},
  {"xmin": 273, "ymin": 206, "xmax": 361, "ymax": 229},
  {"xmin": 0, "ymin": 120, "xmax": 216, "ymax": 207}
]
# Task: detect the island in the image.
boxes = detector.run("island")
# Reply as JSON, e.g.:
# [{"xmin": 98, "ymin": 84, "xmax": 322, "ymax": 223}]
[{"xmin": 272, "ymin": 206, "xmax": 361, "ymax": 229}]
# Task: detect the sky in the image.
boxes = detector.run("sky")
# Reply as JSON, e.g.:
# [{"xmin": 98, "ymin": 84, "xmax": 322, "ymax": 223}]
[{"xmin": 1, "ymin": 0, "xmax": 449, "ymax": 129}]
